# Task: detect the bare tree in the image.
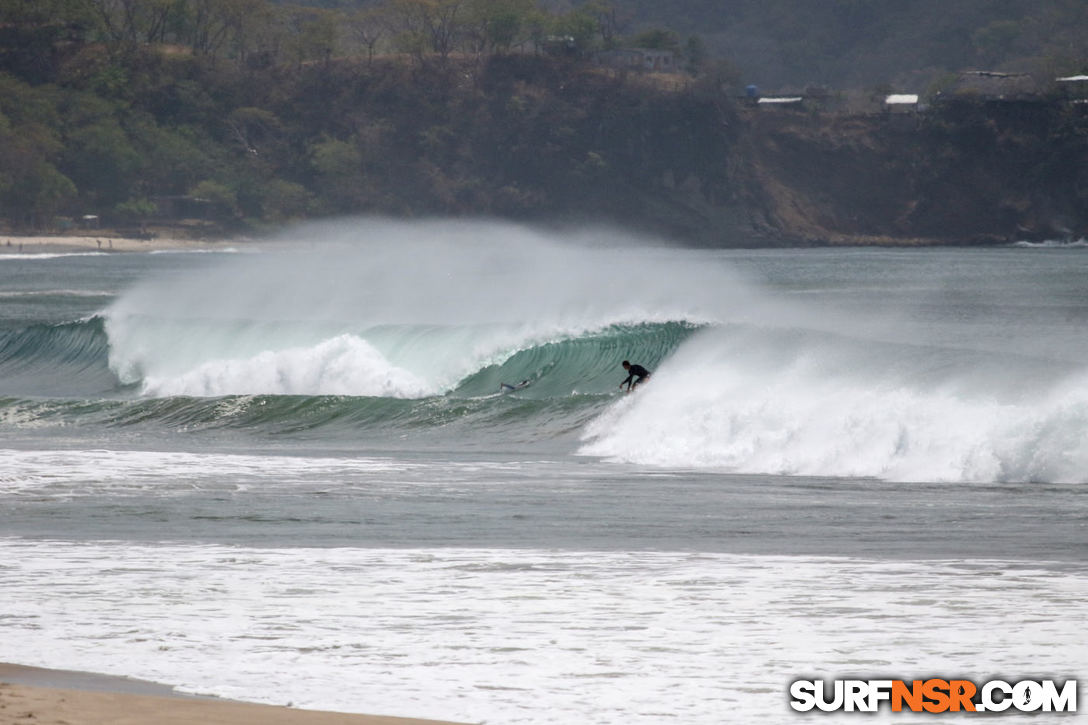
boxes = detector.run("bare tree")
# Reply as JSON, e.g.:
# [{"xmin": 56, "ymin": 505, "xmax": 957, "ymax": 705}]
[
  {"xmin": 280, "ymin": 6, "xmax": 338, "ymax": 69},
  {"xmin": 583, "ymin": 0, "xmax": 629, "ymax": 49},
  {"xmin": 463, "ymin": 0, "xmax": 536, "ymax": 57},
  {"xmin": 141, "ymin": 0, "xmax": 182, "ymax": 45},
  {"xmin": 391, "ymin": 0, "xmax": 466, "ymax": 61},
  {"xmin": 347, "ymin": 6, "xmax": 392, "ymax": 67},
  {"xmin": 84, "ymin": 0, "xmax": 140, "ymax": 54},
  {"xmin": 185, "ymin": 0, "xmax": 233, "ymax": 57}
]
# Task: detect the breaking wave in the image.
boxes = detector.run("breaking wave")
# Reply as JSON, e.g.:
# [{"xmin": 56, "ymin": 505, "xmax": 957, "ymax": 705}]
[
  {"xmin": 5, "ymin": 218, "xmax": 1088, "ymax": 483},
  {"xmin": 580, "ymin": 325, "xmax": 1088, "ymax": 483}
]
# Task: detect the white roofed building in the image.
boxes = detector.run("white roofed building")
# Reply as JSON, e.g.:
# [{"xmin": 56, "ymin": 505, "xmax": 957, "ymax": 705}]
[
  {"xmin": 1056, "ymin": 75, "xmax": 1088, "ymax": 107},
  {"xmin": 885, "ymin": 94, "xmax": 919, "ymax": 112},
  {"xmin": 756, "ymin": 96, "xmax": 804, "ymax": 109},
  {"xmin": 596, "ymin": 48, "xmax": 676, "ymax": 73}
]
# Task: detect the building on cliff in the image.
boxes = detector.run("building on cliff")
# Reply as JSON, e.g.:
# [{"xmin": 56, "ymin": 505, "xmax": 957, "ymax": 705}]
[
  {"xmin": 1056, "ymin": 75, "xmax": 1088, "ymax": 104},
  {"xmin": 884, "ymin": 94, "xmax": 919, "ymax": 112},
  {"xmin": 938, "ymin": 71, "xmax": 1044, "ymax": 104},
  {"xmin": 596, "ymin": 48, "xmax": 676, "ymax": 73},
  {"xmin": 756, "ymin": 95, "xmax": 804, "ymax": 109}
]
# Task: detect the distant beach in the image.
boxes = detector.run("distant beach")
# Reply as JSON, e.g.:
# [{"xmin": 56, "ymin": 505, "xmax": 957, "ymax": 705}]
[
  {"xmin": 0, "ymin": 663, "xmax": 467, "ymax": 725},
  {"xmin": 0, "ymin": 234, "xmax": 247, "ymax": 255}
]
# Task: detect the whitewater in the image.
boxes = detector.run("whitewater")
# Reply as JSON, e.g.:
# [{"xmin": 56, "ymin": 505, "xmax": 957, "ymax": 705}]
[{"xmin": 1, "ymin": 219, "xmax": 1085, "ymax": 724}]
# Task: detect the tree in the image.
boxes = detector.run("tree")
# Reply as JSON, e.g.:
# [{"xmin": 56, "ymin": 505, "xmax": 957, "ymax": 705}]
[
  {"xmin": 83, "ymin": 0, "xmax": 183, "ymax": 54},
  {"xmin": 282, "ymin": 7, "xmax": 338, "ymax": 69},
  {"xmin": 0, "ymin": 0, "xmax": 91, "ymax": 26},
  {"xmin": 308, "ymin": 135, "xmax": 365, "ymax": 210},
  {"xmin": 182, "ymin": 0, "xmax": 233, "ymax": 57},
  {"xmin": 0, "ymin": 0, "xmax": 96, "ymax": 78},
  {"xmin": 630, "ymin": 28, "xmax": 680, "ymax": 52},
  {"xmin": 258, "ymin": 179, "xmax": 314, "ymax": 222},
  {"xmin": 138, "ymin": 0, "xmax": 186, "ymax": 45},
  {"xmin": 84, "ymin": 0, "xmax": 140, "ymax": 55},
  {"xmin": 0, "ymin": 139, "xmax": 77, "ymax": 228},
  {"xmin": 391, "ymin": 0, "xmax": 466, "ymax": 61},
  {"xmin": 127, "ymin": 119, "xmax": 216, "ymax": 195},
  {"xmin": 114, "ymin": 196, "xmax": 156, "ymax": 222},
  {"xmin": 463, "ymin": 0, "xmax": 536, "ymax": 56},
  {"xmin": 346, "ymin": 6, "xmax": 392, "ymax": 66},
  {"xmin": 583, "ymin": 0, "xmax": 629, "ymax": 50},
  {"xmin": 310, "ymin": 136, "xmax": 362, "ymax": 179},
  {"xmin": 683, "ymin": 35, "xmax": 708, "ymax": 74},
  {"xmin": 61, "ymin": 115, "xmax": 141, "ymax": 206},
  {"xmin": 226, "ymin": 107, "xmax": 283, "ymax": 158},
  {"xmin": 190, "ymin": 178, "xmax": 239, "ymax": 214},
  {"xmin": 549, "ymin": 9, "xmax": 597, "ymax": 54},
  {"xmin": 217, "ymin": 0, "xmax": 278, "ymax": 66}
]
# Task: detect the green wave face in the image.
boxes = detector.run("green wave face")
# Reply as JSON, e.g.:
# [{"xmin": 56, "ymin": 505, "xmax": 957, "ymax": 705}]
[
  {"xmin": 0, "ymin": 317, "xmax": 118, "ymax": 396},
  {"xmin": 453, "ymin": 322, "xmax": 698, "ymax": 398},
  {"xmin": 0, "ymin": 320, "xmax": 701, "ymax": 442}
]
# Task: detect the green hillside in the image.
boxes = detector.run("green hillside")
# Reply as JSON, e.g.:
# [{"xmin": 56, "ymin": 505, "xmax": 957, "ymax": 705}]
[
  {"xmin": 258, "ymin": 0, "xmax": 1088, "ymax": 88},
  {"xmin": 615, "ymin": 0, "xmax": 1088, "ymax": 89},
  {"xmin": 1, "ymin": 0, "xmax": 1087, "ymax": 244}
]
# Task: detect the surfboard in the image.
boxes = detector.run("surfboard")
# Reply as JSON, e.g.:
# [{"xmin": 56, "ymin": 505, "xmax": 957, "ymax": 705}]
[{"xmin": 499, "ymin": 380, "xmax": 531, "ymax": 393}]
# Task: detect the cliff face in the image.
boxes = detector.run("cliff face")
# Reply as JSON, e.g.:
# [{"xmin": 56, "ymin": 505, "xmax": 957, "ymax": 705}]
[
  {"xmin": 471, "ymin": 60, "xmax": 1088, "ymax": 246},
  {"xmin": 720, "ymin": 103, "xmax": 1088, "ymax": 245},
  {"xmin": 3, "ymin": 46, "xmax": 1085, "ymax": 246}
]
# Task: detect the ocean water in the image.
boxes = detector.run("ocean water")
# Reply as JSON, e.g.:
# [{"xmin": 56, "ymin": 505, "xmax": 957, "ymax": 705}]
[{"xmin": 1, "ymin": 220, "xmax": 1086, "ymax": 724}]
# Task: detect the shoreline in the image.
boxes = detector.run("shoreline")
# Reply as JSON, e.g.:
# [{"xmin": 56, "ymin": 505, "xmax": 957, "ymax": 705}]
[
  {"xmin": 0, "ymin": 233, "xmax": 248, "ymax": 255},
  {"xmin": 0, "ymin": 229, "xmax": 1064, "ymax": 253},
  {"xmin": 0, "ymin": 664, "xmax": 469, "ymax": 725},
  {"xmin": 0, "ymin": 230, "xmax": 1034, "ymax": 254}
]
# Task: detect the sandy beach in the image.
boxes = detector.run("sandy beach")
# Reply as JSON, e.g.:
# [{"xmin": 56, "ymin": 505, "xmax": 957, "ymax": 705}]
[
  {"xmin": 0, "ymin": 664, "xmax": 468, "ymax": 725},
  {"xmin": 0, "ymin": 233, "xmax": 248, "ymax": 255}
]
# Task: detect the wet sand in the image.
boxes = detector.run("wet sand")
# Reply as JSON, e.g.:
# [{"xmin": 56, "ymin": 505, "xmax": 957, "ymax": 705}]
[{"xmin": 0, "ymin": 664, "xmax": 469, "ymax": 725}]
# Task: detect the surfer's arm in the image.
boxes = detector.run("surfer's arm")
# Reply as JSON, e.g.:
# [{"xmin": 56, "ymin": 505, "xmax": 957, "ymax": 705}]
[{"xmin": 620, "ymin": 374, "xmax": 633, "ymax": 388}]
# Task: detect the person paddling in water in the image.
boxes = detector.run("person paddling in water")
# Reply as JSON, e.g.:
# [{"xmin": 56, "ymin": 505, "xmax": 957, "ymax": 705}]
[{"xmin": 620, "ymin": 361, "xmax": 651, "ymax": 392}]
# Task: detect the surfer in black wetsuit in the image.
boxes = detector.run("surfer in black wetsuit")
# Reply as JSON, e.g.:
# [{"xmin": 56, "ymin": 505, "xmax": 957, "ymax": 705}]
[{"xmin": 620, "ymin": 361, "xmax": 651, "ymax": 392}]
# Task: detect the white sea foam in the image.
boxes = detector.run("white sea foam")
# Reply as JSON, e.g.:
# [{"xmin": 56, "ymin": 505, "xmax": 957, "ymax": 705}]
[
  {"xmin": 0, "ymin": 449, "xmax": 543, "ymax": 500},
  {"xmin": 148, "ymin": 247, "xmax": 243, "ymax": 254},
  {"xmin": 1013, "ymin": 238, "xmax": 1088, "ymax": 248},
  {"xmin": 1, "ymin": 539, "xmax": 1084, "ymax": 724},
  {"xmin": 0, "ymin": 449, "xmax": 430, "ymax": 496},
  {"xmin": 0, "ymin": 400, "xmax": 64, "ymax": 430},
  {"xmin": 581, "ymin": 329, "xmax": 1088, "ymax": 483},
  {"xmin": 0, "ymin": 289, "xmax": 114, "ymax": 298},
  {"xmin": 140, "ymin": 333, "xmax": 434, "ymax": 397},
  {"xmin": 0, "ymin": 252, "xmax": 109, "ymax": 260}
]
